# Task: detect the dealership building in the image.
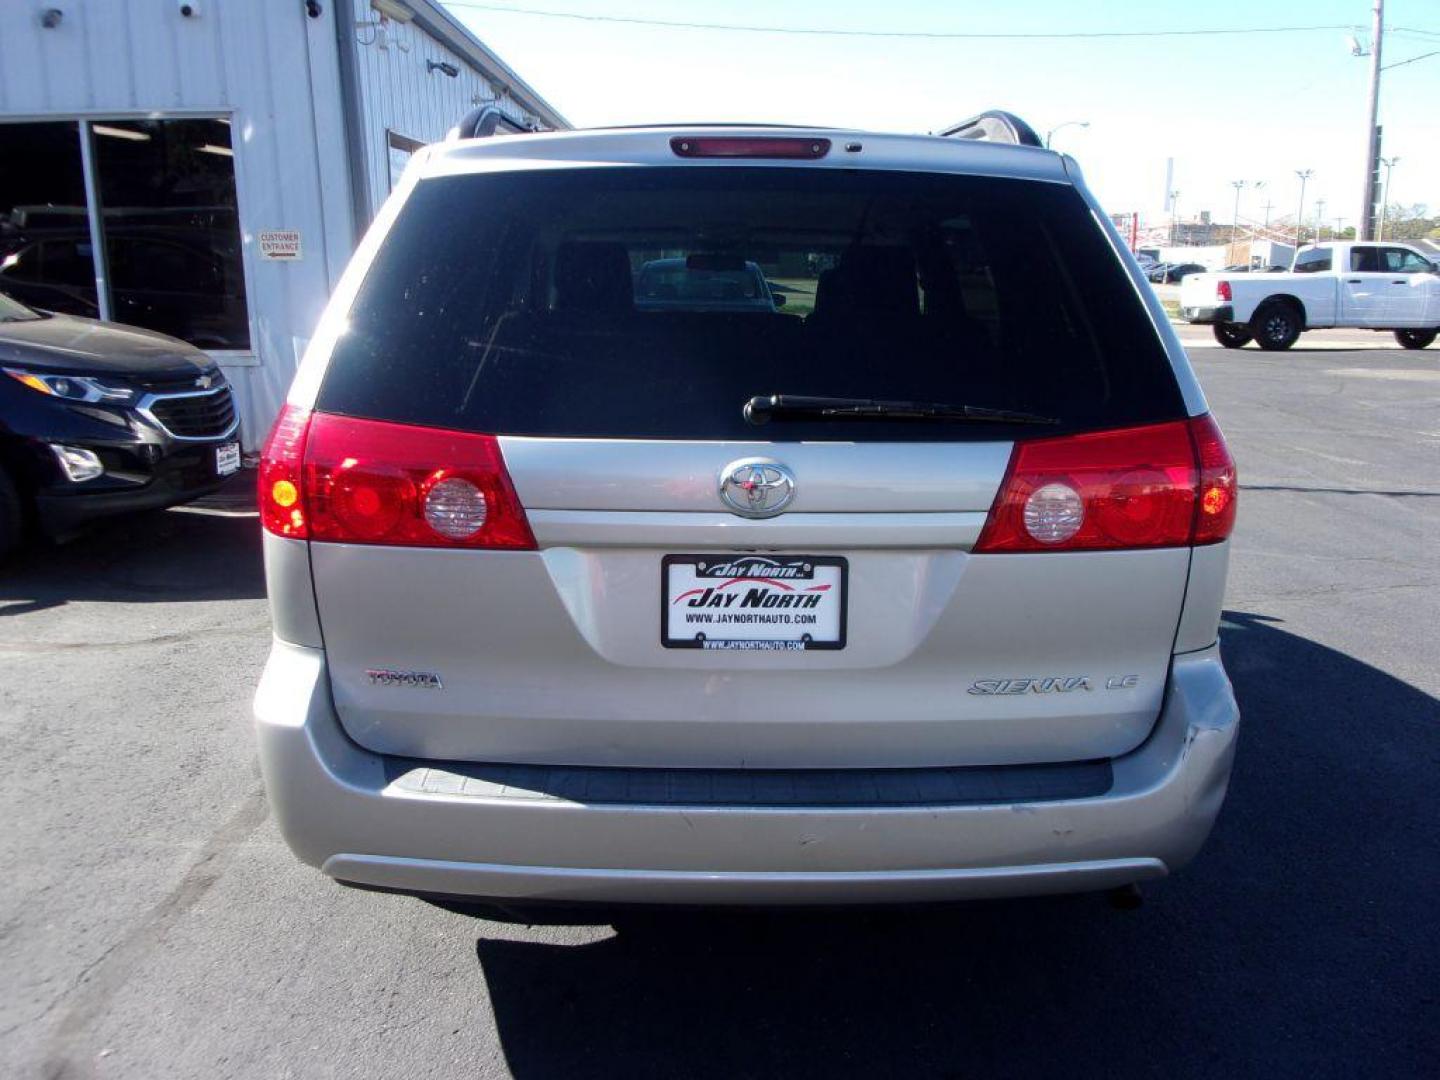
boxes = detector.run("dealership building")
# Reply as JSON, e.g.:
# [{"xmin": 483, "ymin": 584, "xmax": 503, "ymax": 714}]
[{"xmin": 0, "ymin": 0, "xmax": 567, "ymax": 447}]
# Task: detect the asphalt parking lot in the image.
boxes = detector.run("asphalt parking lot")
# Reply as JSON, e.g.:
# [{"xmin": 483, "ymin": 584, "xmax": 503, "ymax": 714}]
[{"xmin": 2, "ymin": 331, "xmax": 1437, "ymax": 1079}]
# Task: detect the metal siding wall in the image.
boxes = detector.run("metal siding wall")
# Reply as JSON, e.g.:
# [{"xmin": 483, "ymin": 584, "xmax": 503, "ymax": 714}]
[
  {"xmin": 0, "ymin": 0, "xmax": 355, "ymax": 450},
  {"xmin": 344, "ymin": 0, "xmax": 549, "ymax": 218}
]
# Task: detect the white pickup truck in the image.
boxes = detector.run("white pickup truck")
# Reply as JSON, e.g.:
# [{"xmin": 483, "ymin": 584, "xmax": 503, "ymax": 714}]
[{"xmin": 1179, "ymin": 241, "xmax": 1439, "ymax": 350}]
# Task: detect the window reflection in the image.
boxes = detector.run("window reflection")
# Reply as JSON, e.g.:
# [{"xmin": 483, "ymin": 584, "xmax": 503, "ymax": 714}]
[
  {"xmin": 90, "ymin": 118, "xmax": 250, "ymax": 349},
  {"xmin": 0, "ymin": 121, "xmax": 98, "ymax": 318}
]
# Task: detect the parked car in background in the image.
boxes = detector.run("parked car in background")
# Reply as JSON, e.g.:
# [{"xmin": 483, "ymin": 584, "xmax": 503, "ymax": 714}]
[
  {"xmin": 255, "ymin": 118, "xmax": 1241, "ymax": 910},
  {"xmin": 1180, "ymin": 241, "xmax": 1440, "ymax": 350},
  {"xmin": 1153, "ymin": 262, "xmax": 1206, "ymax": 284},
  {"xmin": 635, "ymin": 256, "xmax": 783, "ymax": 312},
  {"xmin": 0, "ymin": 292, "xmax": 239, "ymax": 558},
  {"xmin": 0, "ymin": 226, "xmax": 249, "ymax": 351}
]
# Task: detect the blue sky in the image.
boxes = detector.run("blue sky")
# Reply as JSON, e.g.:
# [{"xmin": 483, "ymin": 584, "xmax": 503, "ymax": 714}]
[{"xmin": 443, "ymin": 0, "xmax": 1440, "ymax": 233}]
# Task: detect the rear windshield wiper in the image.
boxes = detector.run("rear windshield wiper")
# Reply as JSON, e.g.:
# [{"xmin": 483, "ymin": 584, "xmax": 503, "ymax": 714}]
[{"xmin": 743, "ymin": 394, "xmax": 1060, "ymax": 426}]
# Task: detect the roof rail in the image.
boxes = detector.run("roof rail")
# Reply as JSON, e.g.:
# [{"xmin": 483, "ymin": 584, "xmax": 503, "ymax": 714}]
[
  {"xmin": 936, "ymin": 110, "xmax": 1043, "ymax": 148},
  {"xmin": 447, "ymin": 105, "xmax": 536, "ymax": 141}
]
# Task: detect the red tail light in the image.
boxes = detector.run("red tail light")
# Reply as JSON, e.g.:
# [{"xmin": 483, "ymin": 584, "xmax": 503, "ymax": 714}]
[
  {"xmin": 1189, "ymin": 413, "xmax": 1238, "ymax": 543},
  {"xmin": 670, "ymin": 136, "xmax": 831, "ymax": 160},
  {"xmin": 259, "ymin": 409, "xmax": 535, "ymax": 550},
  {"xmin": 973, "ymin": 416, "xmax": 1236, "ymax": 553},
  {"xmin": 1217, "ymin": 280, "xmax": 1233, "ymax": 302},
  {"xmin": 259, "ymin": 404, "xmax": 311, "ymax": 539}
]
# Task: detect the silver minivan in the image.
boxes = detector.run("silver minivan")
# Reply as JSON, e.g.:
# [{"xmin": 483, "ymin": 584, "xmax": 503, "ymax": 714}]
[{"xmin": 255, "ymin": 114, "xmax": 1240, "ymax": 906}]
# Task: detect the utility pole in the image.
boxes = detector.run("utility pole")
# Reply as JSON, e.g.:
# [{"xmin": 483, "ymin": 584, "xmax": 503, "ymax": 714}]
[
  {"xmin": 1169, "ymin": 190, "xmax": 1180, "ymax": 246},
  {"xmin": 1294, "ymin": 170, "xmax": 1313, "ymax": 251},
  {"xmin": 1230, "ymin": 180, "xmax": 1247, "ymax": 254},
  {"xmin": 1315, "ymin": 198, "xmax": 1327, "ymax": 241},
  {"xmin": 1378, "ymin": 156, "xmax": 1399, "ymax": 240},
  {"xmin": 1334, "ymin": 215, "xmax": 1347, "ymax": 239},
  {"xmin": 1359, "ymin": 0, "xmax": 1384, "ymax": 239},
  {"xmin": 1261, "ymin": 200, "xmax": 1276, "ymax": 230}
]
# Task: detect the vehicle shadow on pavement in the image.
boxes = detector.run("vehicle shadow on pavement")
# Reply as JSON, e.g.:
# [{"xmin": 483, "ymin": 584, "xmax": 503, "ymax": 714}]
[
  {"xmin": 0, "ymin": 495, "xmax": 263, "ymax": 615},
  {"xmin": 468, "ymin": 610, "xmax": 1439, "ymax": 1079}
]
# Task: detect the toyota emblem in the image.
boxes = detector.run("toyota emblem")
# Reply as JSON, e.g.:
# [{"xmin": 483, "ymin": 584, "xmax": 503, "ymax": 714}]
[{"xmin": 718, "ymin": 458, "xmax": 796, "ymax": 518}]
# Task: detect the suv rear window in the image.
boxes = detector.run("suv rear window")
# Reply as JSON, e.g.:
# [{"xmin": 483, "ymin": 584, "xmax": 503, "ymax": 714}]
[{"xmin": 318, "ymin": 167, "xmax": 1184, "ymax": 441}]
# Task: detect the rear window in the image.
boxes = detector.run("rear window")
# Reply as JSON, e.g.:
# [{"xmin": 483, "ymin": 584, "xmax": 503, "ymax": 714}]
[{"xmin": 318, "ymin": 167, "xmax": 1184, "ymax": 441}]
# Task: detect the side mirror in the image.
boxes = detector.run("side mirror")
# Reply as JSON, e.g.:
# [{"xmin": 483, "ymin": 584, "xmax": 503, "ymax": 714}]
[{"xmin": 771, "ymin": 292, "xmax": 787, "ymax": 307}]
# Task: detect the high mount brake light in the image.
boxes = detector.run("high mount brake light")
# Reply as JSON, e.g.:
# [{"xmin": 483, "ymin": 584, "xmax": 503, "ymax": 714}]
[
  {"xmin": 258, "ymin": 408, "xmax": 535, "ymax": 549},
  {"xmin": 670, "ymin": 136, "xmax": 831, "ymax": 160},
  {"xmin": 973, "ymin": 416, "xmax": 1236, "ymax": 553}
]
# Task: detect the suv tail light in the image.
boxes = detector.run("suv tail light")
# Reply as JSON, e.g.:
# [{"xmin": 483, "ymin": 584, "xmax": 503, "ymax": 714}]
[
  {"xmin": 1217, "ymin": 280, "xmax": 1233, "ymax": 302},
  {"xmin": 973, "ymin": 416, "xmax": 1236, "ymax": 553},
  {"xmin": 258, "ymin": 408, "xmax": 535, "ymax": 549}
]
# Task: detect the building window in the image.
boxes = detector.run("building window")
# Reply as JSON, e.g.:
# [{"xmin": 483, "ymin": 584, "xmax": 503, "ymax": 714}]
[
  {"xmin": 0, "ymin": 121, "xmax": 96, "ymax": 317},
  {"xmin": 0, "ymin": 118, "xmax": 250, "ymax": 351},
  {"xmin": 387, "ymin": 130, "xmax": 425, "ymax": 192}
]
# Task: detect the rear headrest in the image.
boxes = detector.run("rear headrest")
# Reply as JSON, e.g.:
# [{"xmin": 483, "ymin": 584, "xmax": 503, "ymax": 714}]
[
  {"xmin": 554, "ymin": 242, "xmax": 634, "ymax": 312},
  {"xmin": 812, "ymin": 246, "xmax": 919, "ymax": 319}
]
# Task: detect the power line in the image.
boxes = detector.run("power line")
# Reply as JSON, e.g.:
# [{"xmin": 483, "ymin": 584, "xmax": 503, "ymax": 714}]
[
  {"xmin": 443, "ymin": 3, "xmax": 1375, "ymax": 41},
  {"xmin": 1382, "ymin": 49, "xmax": 1440, "ymax": 71}
]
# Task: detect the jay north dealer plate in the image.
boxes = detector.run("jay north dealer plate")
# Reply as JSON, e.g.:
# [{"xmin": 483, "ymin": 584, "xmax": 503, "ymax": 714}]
[{"xmin": 662, "ymin": 554, "xmax": 847, "ymax": 651}]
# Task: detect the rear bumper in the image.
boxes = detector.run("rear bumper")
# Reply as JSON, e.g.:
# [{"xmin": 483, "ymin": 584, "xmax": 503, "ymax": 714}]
[
  {"xmin": 1182, "ymin": 304, "xmax": 1233, "ymax": 324},
  {"xmin": 255, "ymin": 642, "xmax": 1240, "ymax": 905}
]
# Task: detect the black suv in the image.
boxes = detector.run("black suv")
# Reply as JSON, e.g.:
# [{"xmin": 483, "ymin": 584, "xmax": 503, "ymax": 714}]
[{"xmin": 0, "ymin": 292, "xmax": 240, "ymax": 557}]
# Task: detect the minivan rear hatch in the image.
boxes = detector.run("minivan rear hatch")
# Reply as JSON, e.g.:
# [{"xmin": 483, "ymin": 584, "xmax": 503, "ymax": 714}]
[{"xmin": 302, "ymin": 158, "xmax": 1197, "ymax": 769}]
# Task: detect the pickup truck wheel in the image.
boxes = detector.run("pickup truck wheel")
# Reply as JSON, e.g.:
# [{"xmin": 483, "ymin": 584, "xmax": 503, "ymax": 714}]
[
  {"xmin": 1213, "ymin": 323, "xmax": 1252, "ymax": 349},
  {"xmin": 0, "ymin": 467, "xmax": 22, "ymax": 563},
  {"xmin": 1251, "ymin": 301, "xmax": 1302, "ymax": 351},
  {"xmin": 1394, "ymin": 329, "xmax": 1437, "ymax": 350}
]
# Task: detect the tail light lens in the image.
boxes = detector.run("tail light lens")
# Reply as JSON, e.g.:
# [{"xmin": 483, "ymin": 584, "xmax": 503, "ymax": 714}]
[
  {"xmin": 1217, "ymin": 280, "xmax": 1233, "ymax": 302},
  {"xmin": 258, "ymin": 409, "xmax": 535, "ymax": 550},
  {"xmin": 1189, "ymin": 413, "xmax": 1238, "ymax": 543},
  {"xmin": 973, "ymin": 416, "xmax": 1236, "ymax": 553},
  {"xmin": 259, "ymin": 404, "xmax": 311, "ymax": 538}
]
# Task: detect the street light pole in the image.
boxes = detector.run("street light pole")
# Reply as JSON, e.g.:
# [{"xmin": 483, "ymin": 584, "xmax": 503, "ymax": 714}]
[
  {"xmin": 1359, "ymin": 0, "xmax": 1384, "ymax": 239},
  {"xmin": 1294, "ymin": 170, "xmax": 1313, "ymax": 251},
  {"xmin": 1378, "ymin": 156, "xmax": 1399, "ymax": 240},
  {"xmin": 1230, "ymin": 180, "xmax": 1247, "ymax": 262},
  {"xmin": 1315, "ymin": 198, "xmax": 1327, "ymax": 241},
  {"xmin": 1169, "ymin": 190, "xmax": 1181, "ymax": 246},
  {"xmin": 1044, "ymin": 120, "xmax": 1089, "ymax": 148}
]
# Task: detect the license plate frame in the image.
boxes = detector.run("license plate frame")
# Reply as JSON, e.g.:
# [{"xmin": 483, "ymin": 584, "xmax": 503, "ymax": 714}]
[
  {"xmin": 215, "ymin": 441, "xmax": 241, "ymax": 477},
  {"xmin": 661, "ymin": 554, "xmax": 848, "ymax": 651}
]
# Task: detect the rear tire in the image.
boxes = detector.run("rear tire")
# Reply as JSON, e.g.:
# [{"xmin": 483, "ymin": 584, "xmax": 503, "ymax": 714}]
[
  {"xmin": 0, "ymin": 467, "xmax": 22, "ymax": 563},
  {"xmin": 1212, "ymin": 323, "xmax": 1252, "ymax": 349},
  {"xmin": 1251, "ymin": 301, "xmax": 1302, "ymax": 351},
  {"xmin": 1394, "ymin": 328, "xmax": 1437, "ymax": 350}
]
